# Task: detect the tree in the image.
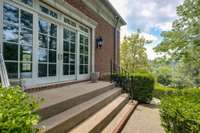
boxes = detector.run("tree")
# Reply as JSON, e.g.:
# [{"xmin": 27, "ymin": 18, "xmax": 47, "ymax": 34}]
[
  {"xmin": 150, "ymin": 58, "xmax": 173, "ymax": 86},
  {"xmin": 120, "ymin": 31, "xmax": 150, "ymax": 73},
  {"xmin": 154, "ymin": 0, "xmax": 200, "ymax": 87}
]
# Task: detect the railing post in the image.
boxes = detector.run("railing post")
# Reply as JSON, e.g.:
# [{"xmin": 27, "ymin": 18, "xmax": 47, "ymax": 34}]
[
  {"xmin": 110, "ymin": 60, "xmax": 113, "ymax": 83},
  {"xmin": 126, "ymin": 72, "xmax": 128, "ymax": 94},
  {"xmin": 110, "ymin": 62, "xmax": 134, "ymax": 101},
  {"xmin": 130, "ymin": 76, "xmax": 134, "ymax": 100}
]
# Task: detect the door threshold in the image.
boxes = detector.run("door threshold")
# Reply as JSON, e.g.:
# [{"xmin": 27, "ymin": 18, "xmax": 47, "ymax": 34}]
[{"xmin": 25, "ymin": 79, "xmax": 89, "ymax": 93}]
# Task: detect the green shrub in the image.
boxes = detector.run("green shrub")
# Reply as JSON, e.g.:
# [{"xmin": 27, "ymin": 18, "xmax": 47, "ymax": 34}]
[
  {"xmin": 153, "ymin": 84, "xmax": 177, "ymax": 99},
  {"xmin": 160, "ymin": 88, "xmax": 200, "ymax": 133},
  {"xmin": 131, "ymin": 73, "xmax": 155, "ymax": 103},
  {"xmin": 157, "ymin": 74, "xmax": 172, "ymax": 86},
  {"xmin": 0, "ymin": 86, "xmax": 40, "ymax": 133}
]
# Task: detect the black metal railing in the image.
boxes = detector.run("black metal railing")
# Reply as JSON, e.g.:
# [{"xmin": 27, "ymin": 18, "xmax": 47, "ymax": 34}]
[{"xmin": 110, "ymin": 60, "xmax": 134, "ymax": 100}]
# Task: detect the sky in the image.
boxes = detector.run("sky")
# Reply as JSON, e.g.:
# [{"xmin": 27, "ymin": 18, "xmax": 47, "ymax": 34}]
[{"xmin": 109, "ymin": 0, "xmax": 184, "ymax": 60}]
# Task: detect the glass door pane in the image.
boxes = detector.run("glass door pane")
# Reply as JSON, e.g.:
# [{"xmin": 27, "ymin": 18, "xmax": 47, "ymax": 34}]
[
  {"xmin": 79, "ymin": 34, "xmax": 89, "ymax": 75},
  {"xmin": 38, "ymin": 18, "xmax": 57, "ymax": 77},
  {"xmin": 63, "ymin": 28, "xmax": 76, "ymax": 77},
  {"xmin": 3, "ymin": 3, "xmax": 33, "ymax": 79}
]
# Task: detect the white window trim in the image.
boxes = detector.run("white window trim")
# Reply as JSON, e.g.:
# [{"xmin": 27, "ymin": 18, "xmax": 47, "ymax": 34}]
[
  {"xmin": 1, "ymin": 0, "xmax": 96, "ymax": 87},
  {"xmin": 6, "ymin": 0, "xmax": 96, "ymax": 32},
  {"xmin": 2, "ymin": 1, "xmax": 37, "ymax": 80},
  {"xmin": 37, "ymin": 2, "xmax": 61, "ymax": 19},
  {"xmin": 0, "ymin": 1, "xmax": 3, "ymax": 54}
]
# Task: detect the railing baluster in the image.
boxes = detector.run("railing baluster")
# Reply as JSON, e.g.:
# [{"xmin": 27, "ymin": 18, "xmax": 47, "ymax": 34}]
[
  {"xmin": 109, "ymin": 61, "xmax": 134, "ymax": 100},
  {"xmin": 130, "ymin": 76, "xmax": 134, "ymax": 100},
  {"xmin": 110, "ymin": 60, "xmax": 113, "ymax": 83}
]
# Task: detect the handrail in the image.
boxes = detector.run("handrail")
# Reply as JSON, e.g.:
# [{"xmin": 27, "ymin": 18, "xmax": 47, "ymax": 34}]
[{"xmin": 110, "ymin": 60, "xmax": 134, "ymax": 100}]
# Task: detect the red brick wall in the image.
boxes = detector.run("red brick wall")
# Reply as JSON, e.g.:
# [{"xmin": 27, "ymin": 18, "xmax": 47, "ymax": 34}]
[{"xmin": 65, "ymin": 0, "xmax": 119, "ymax": 76}]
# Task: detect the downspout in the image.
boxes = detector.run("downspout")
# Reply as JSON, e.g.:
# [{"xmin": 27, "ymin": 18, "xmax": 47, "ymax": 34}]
[{"xmin": 114, "ymin": 16, "xmax": 120, "ymax": 71}]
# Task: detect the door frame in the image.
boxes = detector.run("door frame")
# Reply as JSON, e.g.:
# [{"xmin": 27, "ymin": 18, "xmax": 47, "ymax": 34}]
[
  {"xmin": 59, "ymin": 25, "xmax": 78, "ymax": 81},
  {"xmin": 1, "ymin": 1, "xmax": 40, "ymax": 86},
  {"xmin": 0, "ymin": 0, "xmax": 95, "ymax": 87},
  {"xmin": 77, "ymin": 30, "xmax": 91, "ymax": 80},
  {"xmin": 33, "ymin": 16, "xmax": 60, "ymax": 85}
]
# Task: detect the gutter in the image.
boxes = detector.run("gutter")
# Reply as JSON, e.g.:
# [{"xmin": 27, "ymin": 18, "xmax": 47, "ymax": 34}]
[{"xmin": 114, "ymin": 16, "xmax": 120, "ymax": 68}]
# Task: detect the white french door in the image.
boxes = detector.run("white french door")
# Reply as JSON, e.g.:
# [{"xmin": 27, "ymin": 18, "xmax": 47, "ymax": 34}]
[
  {"xmin": 1, "ymin": 0, "xmax": 91, "ymax": 86},
  {"xmin": 36, "ymin": 21, "xmax": 90, "ymax": 83},
  {"xmin": 78, "ymin": 32, "xmax": 90, "ymax": 80},
  {"xmin": 2, "ymin": 2, "xmax": 35, "ymax": 80},
  {"xmin": 37, "ymin": 17, "xmax": 59, "ymax": 83},
  {"xmin": 60, "ymin": 27, "xmax": 77, "ymax": 81}
]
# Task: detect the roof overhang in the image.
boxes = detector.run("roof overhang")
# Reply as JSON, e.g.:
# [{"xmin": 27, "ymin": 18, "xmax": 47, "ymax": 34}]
[
  {"xmin": 101, "ymin": 0, "xmax": 127, "ymax": 26},
  {"xmin": 81, "ymin": 0, "xmax": 127, "ymax": 29}
]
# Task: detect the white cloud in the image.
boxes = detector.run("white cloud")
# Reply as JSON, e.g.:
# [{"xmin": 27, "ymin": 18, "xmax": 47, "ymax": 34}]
[
  {"xmin": 110, "ymin": 0, "xmax": 183, "ymax": 32},
  {"xmin": 120, "ymin": 25, "xmax": 130, "ymax": 40},
  {"xmin": 140, "ymin": 32, "xmax": 158, "ymax": 42},
  {"xmin": 156, "ymin": 22, "xmax": 173, "ymax": 31},
  {"xmin": 120, "ymin": 27, "xmax": 158, "ymax": 43},
  {"xmin": 108, "ymin": 0, "xmax": 130, "ymax": 18},
  {"xmin": 141, "ymin": 10, "xmax": 153, "ymax": 17},
  {"xmin": 109, "ymin": 0, "xmax": 184, "ymax": 59},
  {"xmin": 145, "ymin": 41, "xmax": 162, "ymax": 60}
]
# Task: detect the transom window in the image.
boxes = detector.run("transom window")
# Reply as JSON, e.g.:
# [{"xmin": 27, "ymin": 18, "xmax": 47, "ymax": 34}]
[
  {"xmin": 3, "ymin": 3, "xmax": 33, "ymax": 79},
  {"xmin": 38, "ymin": 18, "xmax": 57, "ymax": 77},
  {"xmin": 79, "ymin": 25, "xmax": 89, "ymax": 33},
  {"xmin": 79, "ymin": 34, "xmax": 89, "ymax": 74},
  {"xmin": 40, "ymin": 5, "xmax": 58, "ymax": 19},
  {"xmin": 17, "ymin": 0, "xmax": 33, "ymax": 7},
  {"xmin": 64, "ymin": 17, "xmax": 76, "ymax": 27}
]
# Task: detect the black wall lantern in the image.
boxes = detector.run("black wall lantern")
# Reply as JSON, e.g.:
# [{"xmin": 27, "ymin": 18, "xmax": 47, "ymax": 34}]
[{"xmin": 96, "ymin": 36, "xmax": 103, "ymax": 48}]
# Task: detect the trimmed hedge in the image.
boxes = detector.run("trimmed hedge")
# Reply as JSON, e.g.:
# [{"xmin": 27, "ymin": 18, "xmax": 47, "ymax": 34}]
[
  {"xmin": 160, "ymin": 88, "xmax": 200, "ymax": 133},
  {"xmin": 153, "ymin": 84, "xmax": 176, "ymax": 99},
  {"xmin": 131, "ymin": 73, "xmax": 155, "ymax": 103},
  {"xmin": 112, "ymin": 72, "xmax": 155, "ymax": 103},
  {"xmin": 0, "ymin": 86, "xmax": 40, "ymax": 133}
]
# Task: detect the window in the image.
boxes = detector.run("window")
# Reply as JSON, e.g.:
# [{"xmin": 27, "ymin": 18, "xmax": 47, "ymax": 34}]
[
  {"xmin": 38, "ymin": 18, "xmax": 57, "ymax": 77},
  {"xmin": 63, "ymin": 29, "xmax": 76, "ymax": 75},
  {"xmin": 79, "ymin": 34, "xmax": 89, "ymax": 74},
  {"xmin": 64, "ymin": 17, "xmax": 76, "ymax": 27},
  {"xmin": 79, "ymin": 25, "xmax": 89, "ymax": 33},
  {"xmin": 17, "ymin": 0, "xmax": 33, "ymax": 7},
  {"xmin": 40, "ymin": 5, "xmax": 58, "ymax": 19},
  {"xmin": 3, "ymin": 3, "xmax": 33, "ymax": 79}
]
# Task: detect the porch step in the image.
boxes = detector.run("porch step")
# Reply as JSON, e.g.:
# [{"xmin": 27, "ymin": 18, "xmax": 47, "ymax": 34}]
[
  {"xmin": 31, "ymin": 81, "xmax": 115, "ymax": 120},
  {"xmin": 38, "ymin": 87, "xmax": 122, "ymax": 133},
  {"xmin": 102, "ymin": 100, "xmax": 138, "ymax": 133},
  {"xmin": 69, "ymin": 94, "xmax": 129, "ymax": 133}
]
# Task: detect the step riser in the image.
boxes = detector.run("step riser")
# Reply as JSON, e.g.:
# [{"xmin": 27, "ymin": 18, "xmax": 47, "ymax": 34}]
[
  {"xmin": 44, "ymin": 89, "xmax": 121, "ymax": 133},
  {"xmin": 39, "ymin": 84, "xmax": 115, "ymax": 120},
  {"xmin": 102, "ymin": 101, "xmax": 138, "ymax": 133},
  {"xmin": 90, "ymin": 96, "xmax": 129, "ymax": 133}
]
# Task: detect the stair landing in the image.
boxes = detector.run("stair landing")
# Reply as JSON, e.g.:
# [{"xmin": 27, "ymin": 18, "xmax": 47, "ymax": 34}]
[{"xmin": 30, "ymin": 81, "xmax": 114, "ymax": 109}]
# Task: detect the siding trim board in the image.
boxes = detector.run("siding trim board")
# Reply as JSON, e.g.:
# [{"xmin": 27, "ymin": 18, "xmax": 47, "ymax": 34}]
[{"xmin": 82, "ymin": 0, "xmax": 126, "ymax": 29}]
